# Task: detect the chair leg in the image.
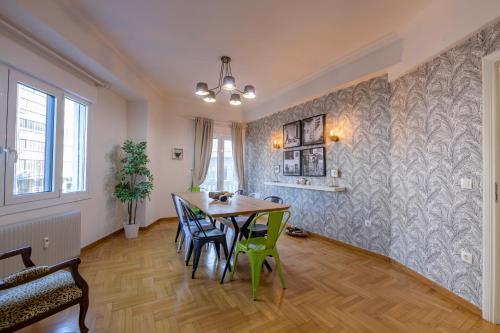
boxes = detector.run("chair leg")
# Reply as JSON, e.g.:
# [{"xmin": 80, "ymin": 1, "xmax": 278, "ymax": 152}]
[
  {"xmin": 185, "ymin": 240, "xmax": 193, "ymax": 266},
  {"xmin": 229, "ymin": 249, "xmax": 240, "ymax": 281},
  {"xmin": 192, "ymin": 239, "xmax": 204, "ymax": 279},
  {"xmin": 249, "ymin": 253, "xmax": 265, "ymax": 300},
  {"xmin": 222, "ymin": 239, "xmax": 229, "ymax": 260},
  {"xmin": 177, "ymin": 233, "xmax": 184, "ymax": 253},
  {"xmin": 274, "ymin": 250, "xmax": 286, "ymax": 289},
  {"xmin": 214, "ymin": 242, "xmax": 221, "ymax": 259},
  {"xmin": 79, "ymin": 297, "xmax": 89, "ymax": 333},
  {"xmin": 175, "ymin": 223, "xmax": 181, "ymax": 243}
]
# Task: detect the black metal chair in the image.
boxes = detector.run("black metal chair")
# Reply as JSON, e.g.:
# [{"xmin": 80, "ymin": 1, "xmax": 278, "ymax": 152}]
[
  {"xmin": 171, "ymin": 194, "xmax": 215, "ymax": 257},
  {"xmin": 263, "ymin": 196, "xmax": 284, "ymax": 204},
  {"xmin": 179, "ymin": 199, "xmax": 230, "ymax": 279}
]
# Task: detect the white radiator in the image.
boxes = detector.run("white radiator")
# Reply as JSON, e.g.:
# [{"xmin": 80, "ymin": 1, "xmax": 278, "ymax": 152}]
[{"xmin": 0, "ymin": 211, "xmax": 81, "ymax": 277}]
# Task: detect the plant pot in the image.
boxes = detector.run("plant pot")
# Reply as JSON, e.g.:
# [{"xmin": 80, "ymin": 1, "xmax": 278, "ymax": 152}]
[{"xmin": 124, "ymin": 223, "xmax": 139, "ymax": 239}]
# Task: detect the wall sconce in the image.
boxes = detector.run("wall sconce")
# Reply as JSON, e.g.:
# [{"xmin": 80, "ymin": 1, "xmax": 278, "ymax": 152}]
[
  {"xmin": 329, "ymin": 128, "xmax": 340, "ymax": 142},
  {"xmin": 272, "ymin": 138, "xmax": 281, "ymax": 149}
]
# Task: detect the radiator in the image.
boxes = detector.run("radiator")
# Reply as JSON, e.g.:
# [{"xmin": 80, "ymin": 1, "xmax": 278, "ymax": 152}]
[{"xmin": 0, "ymin": 211, "xmax": 81, "ymax": 277}]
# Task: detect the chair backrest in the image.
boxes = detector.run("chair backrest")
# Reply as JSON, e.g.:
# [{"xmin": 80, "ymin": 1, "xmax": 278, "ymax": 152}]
[
  {"xmin": 264, "ymin": 196, "xmax": 283, "ymax": 204},
  {"xmin": 178, "ymin": 198, "xmax": 208, "ymax": 237},
  {"xmin": 247, "ymin": 210, "xmax": 290, "ymax": 250},
  {"xmin": 171, "ymin": 194, "xmax": 186, "ymax": 224}
]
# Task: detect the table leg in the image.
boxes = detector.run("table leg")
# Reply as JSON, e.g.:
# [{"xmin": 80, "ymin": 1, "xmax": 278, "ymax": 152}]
[{"xmin": 220, "ymin": 216, "xmax": 240, "ymax": 283}]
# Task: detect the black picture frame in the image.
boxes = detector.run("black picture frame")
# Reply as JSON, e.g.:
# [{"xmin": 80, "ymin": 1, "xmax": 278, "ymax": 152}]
[
  {"xmin": 301, "ymin": 114, "xmax": 325, "ymax": 146},
  {"xmin": 301, "ymin": 147, "xmax": 326, "ymax": 177},
  {"xmin": 283, "ymin": 150, "xmax": 301, "ymax": 176},
  {"xmin": 283, "ymin": 120, "xmax": 301, "ymax": 148}
]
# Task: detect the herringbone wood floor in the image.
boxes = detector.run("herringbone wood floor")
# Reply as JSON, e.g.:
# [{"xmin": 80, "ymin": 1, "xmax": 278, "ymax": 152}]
[{"xmin": 18, "ymin": 220, "xmax": 500, "ymax": 332}]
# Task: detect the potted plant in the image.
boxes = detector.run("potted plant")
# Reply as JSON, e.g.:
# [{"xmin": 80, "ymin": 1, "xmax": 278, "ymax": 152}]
[{"xmin": 114, "ymin": 140, "xmax": 154, "ymax": 238}]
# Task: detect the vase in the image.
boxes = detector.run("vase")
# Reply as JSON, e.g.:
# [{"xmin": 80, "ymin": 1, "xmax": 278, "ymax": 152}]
[{"xmin": 124, "ymin": 223, "xmax": 139, "ymax": 238}]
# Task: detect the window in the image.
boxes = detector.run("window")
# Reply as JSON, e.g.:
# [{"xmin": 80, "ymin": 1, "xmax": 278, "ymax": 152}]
[
  {"xmin": 201, "ymin": 136, "xmax": 237, "ymax": 192},
  {"xmin": 0, "ymin": 68, "xmax": 89, "ymax": 209},
  {"xmin": 13, "ymin": 83, "xmax": 55, "ymax": 195},
  {"xmin": 62, "ymin": 98, "xmax": 87, "ymax": 193}
]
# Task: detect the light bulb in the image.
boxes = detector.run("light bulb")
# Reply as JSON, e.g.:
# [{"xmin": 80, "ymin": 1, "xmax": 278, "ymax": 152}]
[
  {"xmin": 203, "ymin": 91, "xmax": 216, "ymax": 103},
  {"xmin": 195, "ymin": 82, "xmax": 209, "ymax": 96},
  {"xmin": 222, "ymin": 76, "xmax": 236, "ymax": 91},
  {"xmin": 229, "ymin": 93, "xmax": 241, "ymax": 106},
  {"xmin": 243, "ymin": 85, "xmax": 256, "ymax": 99}
]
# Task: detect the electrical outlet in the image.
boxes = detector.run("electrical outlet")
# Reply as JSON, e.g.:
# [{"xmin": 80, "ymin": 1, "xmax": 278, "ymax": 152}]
[
  {"xmin": 461, "ymin": 249, "xmax": 472, "ymax": 264},
  {"xmin": 43, "ymin": 237, "xmax": 49, "ymax": 249},
  {"xmin": 364, "ymin": 220, "xmax": 371, "ymax": 227},
  {"xmin": 460, "ymin": 178, "xmax": 473, "ymax": 189}
]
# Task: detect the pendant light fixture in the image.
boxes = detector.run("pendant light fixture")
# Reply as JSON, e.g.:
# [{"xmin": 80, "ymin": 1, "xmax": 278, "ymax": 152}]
[{"xmin": 195, "ymin": 56, "xmax": 256, "ymax": 106}]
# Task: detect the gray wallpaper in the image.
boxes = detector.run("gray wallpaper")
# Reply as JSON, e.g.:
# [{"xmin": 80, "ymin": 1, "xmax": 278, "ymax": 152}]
[
  {"xmin": 245, "ymin": 20, "xmax": 500, "ymax": 308},
  {"xmin": 246, "ymin": 76, "xmax": 392, "ymax": 256}
]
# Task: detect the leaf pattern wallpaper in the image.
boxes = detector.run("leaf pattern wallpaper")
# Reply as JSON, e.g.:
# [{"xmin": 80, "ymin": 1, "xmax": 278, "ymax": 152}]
[
  {"xmin": 246, "ymin": 75, "xmax": 392, "ymax": 256},
  {"xmin": 245, "ymin": 20, "xmax": 500, "ymax": 308}
]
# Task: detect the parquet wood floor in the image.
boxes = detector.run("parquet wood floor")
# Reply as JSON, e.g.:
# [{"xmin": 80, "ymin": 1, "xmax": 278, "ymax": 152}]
[{"xmin": 17, "ymin": 220, "xmax": 500, "ymax": 332}]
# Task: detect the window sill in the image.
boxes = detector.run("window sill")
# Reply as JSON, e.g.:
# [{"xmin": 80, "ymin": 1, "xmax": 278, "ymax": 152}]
[{"xmin": 0, "ymin": 192, "xmax": 90, "ymax": 217}]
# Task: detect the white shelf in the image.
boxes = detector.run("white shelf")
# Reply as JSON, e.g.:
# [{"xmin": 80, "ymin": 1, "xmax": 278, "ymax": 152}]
[{"xmin": 264, "ymin": 182, "xmax": 346, "ymax": 192}]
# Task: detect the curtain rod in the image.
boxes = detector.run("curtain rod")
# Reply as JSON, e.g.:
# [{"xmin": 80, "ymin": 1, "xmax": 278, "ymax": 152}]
[{"xmin": 0, "ymin": 16, "xmax": 107, "ymax": 87}]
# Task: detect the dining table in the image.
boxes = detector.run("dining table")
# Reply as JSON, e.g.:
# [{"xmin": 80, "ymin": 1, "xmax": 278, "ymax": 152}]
[{"xmin": 174, "ymin": 191, "xmax": 290, "ymax": 283}]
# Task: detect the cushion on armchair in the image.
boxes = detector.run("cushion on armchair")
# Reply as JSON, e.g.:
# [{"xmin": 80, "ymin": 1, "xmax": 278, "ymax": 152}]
[
  {"xmin": 0, "ymin": 270, "xmax": 82, "ymax": 330},
  {"xmin": 0, "ymin": 266, "xmax": 50, "ymax": 289}
]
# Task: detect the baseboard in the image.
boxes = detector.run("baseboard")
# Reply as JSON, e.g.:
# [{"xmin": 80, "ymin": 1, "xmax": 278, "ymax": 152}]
[
  {"xmin": 308, "ymin": 231, "xmax": 481, "ymax": 316},
  {"xmin": 308, "ymin": 232, "xmax": 390, "ymax": 262},
  {"xmin": 81, "ymin": 228, "xmax": 123, "ymax": 252},
  {"xmin": 140, "ymin": 217, "xmax": 177, "ymax": 230},
  {"xmin": 389, "ymin": 259, "xmax": 482, "ymax": 316},
  {"xmin": 81, "ymin": 217, "xmax": 178, "ymax": 252}
]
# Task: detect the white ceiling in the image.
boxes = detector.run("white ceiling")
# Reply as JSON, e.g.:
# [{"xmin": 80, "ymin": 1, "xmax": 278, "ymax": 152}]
[{"xmin": 72, "ymin": 0, "xmax": 431, "ymax": 113}]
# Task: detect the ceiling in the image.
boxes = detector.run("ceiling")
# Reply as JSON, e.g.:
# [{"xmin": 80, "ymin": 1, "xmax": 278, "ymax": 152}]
[{"xmin": 71, "ymin": 0, "xmax": 431, "ymax": 112}]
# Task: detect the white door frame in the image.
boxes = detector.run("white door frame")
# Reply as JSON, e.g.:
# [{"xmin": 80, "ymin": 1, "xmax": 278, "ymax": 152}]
[{"xmin": 482, "ymin": 49, "xmax": 500, "ymax": 323}]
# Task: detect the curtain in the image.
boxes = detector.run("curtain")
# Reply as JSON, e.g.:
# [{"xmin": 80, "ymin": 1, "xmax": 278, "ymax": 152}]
[
  {"xmin": 192, "ymin": 118, "xmax": 213, "ymax": 187},
  {"xmin": 231, "ymin": 122, "xmax": 245, "ymax": 190}
]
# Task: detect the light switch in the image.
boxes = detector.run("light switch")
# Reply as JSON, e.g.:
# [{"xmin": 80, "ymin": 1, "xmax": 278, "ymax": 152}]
[
  {"xmin": 331, "ymin": 169, "xmax": 339, "ymax": 178},
  {"xmin": 460, "ymin": 178, "xmax": 473, "ymax": 189}
]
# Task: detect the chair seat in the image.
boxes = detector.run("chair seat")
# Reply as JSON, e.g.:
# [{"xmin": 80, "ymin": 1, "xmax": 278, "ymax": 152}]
[
  {"xmin": 0, "ymin": 271, "xmax": 82, "ymax": 330},
  {"xmin": 236, "ymin": 237, "xmax": 268, "ymax": 252},
  {"xmin": 193, "ymin": 228, "xmax": 226, "ymax": 239}
]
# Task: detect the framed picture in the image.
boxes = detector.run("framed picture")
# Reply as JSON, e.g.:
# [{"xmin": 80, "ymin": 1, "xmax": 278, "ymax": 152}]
[
  {"xmin": 302, "ymin": 114, "xmax": 325, "ymax": 146},
  {"xmin": 172, "ymin": 148, "xmax": 183, "ymax": 160},
  {"xmin": 302, "ymin": 147, "xmax": 326, "ymax": 176},
  {"xmin": 283, "ymin": 150, "xmax": 301, "ymax": 176},
  {"xmin": 283, "ymin": 120, "xmax": 301, "ymax": 148}
]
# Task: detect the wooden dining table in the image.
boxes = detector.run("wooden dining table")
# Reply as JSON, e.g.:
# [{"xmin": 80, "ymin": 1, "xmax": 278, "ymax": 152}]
[{"xmin": 174, "ymin": 191, "xmax": 290, "ymax": 283}]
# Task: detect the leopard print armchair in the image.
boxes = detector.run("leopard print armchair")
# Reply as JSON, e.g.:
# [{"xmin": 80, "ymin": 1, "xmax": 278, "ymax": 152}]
[{"xmin": 0, "ymin": 247, "xmax": 89, "ymax": 333}]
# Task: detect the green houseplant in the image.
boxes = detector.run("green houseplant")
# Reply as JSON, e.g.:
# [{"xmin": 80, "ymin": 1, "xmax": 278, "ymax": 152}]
[{"xmin": 114, "ymin": 140, "xmax": 153, "ymax": 238}]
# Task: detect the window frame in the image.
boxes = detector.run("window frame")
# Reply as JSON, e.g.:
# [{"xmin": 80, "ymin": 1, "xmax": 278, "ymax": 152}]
[
  {"xmin": 202, "ymin": 134, "xmax": 238, "ymax": 192},
  {"xmin": 0, "ymin": 67, "xmax": 90, "ymax": 214},
  {"xmin": 62, "ymin": 94, "xmax": 89, "ymax": 195},
  {"xmin": 0, "ymin": 64, "xmax": 8, "ymax": 207},
  {"xmin": 4, "ymin": 70, "xmax": 64, "ymax": 205}
]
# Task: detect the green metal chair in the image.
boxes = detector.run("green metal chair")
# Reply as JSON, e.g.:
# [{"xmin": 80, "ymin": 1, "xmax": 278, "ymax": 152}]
[{"xmin": 229, "ymin": 210, "xmax": 291, "ymax": 300}]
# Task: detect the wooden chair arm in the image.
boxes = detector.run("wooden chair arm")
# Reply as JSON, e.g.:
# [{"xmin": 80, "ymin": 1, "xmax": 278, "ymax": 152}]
[
  {"xmin": 0, "ymin": 257, "xmax": 88, "ymax": 293},
  {"xmin": 0, "ymin": 246, "xmax": 35, "ymax": 267}
]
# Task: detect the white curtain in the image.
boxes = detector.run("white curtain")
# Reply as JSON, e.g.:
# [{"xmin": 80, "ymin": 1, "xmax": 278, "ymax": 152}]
[
  {"xmin": 192, "ymin": 118, "xmax": 213, "ymax": 187},
  {"xmin": 231, "ymin": 122, "xmax": 245, "ymax": 190}
]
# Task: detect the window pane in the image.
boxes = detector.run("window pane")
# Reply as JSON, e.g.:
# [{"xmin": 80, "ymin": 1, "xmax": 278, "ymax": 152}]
[
  {"xmin": 201, "ymin": 139, "xmax": 218, "ymax": 191},
  {"xmin": 62, "ymin": 98, "xmax": 87, "ymax": 193},
  {"xmin": 14, "ymin": 83, "xmax": 55, "ymax": 195},
  {"xmin": 223, "ymin": 139, "xmax": 238, "ymax": 192}
]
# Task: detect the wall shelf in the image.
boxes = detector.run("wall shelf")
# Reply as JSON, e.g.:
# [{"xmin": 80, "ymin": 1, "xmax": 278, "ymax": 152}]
[{"xmin": 264, "ymin": 182, "xmax": 346, "ymax": 192}]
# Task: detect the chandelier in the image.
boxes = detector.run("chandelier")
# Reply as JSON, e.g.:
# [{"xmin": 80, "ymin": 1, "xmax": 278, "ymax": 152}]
[{"xmin": 195, "ymin": 56, "xmax": 256, "ymax": 106}]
